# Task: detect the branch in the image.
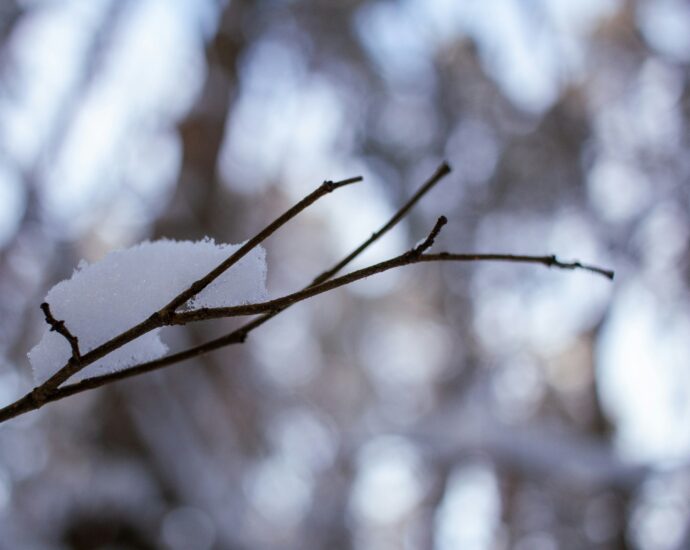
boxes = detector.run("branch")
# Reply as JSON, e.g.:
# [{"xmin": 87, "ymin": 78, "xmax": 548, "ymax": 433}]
[
  {"xmin": 21, "ymin": 247, "xmax": 614, "ymax": 417},
  {"xmin": 46, "ymin": 240, "xmax": 616, "ymax": 407},
  {"xmin": 425, "ymin": 253, "xmax": 615, "ymax": 280},
  {"xmin": 44, "ymin": 163, "xmax": 455, "ymax": 403},
  {"xmin": 1, "ymin": 174, "xmax": 361, "ymax": 416},
  {"xmin": 312, "ymin": 162, "xmax": 451, "ymax": 285},
  {"xmin": 170, "ymin": 219, "xmax": 446, "ymax": 324},
  {"xmin": 171, "ymin": 250, "xmax": 611, "ymax": 326},
  {"xmin": 1, "ymin": 248, "xmax": 614, "ymax": 421},
  {"xmin": 0, "ymin": 163, "xmax": 616, "ymax": 423},
  {"xmin": 40, "ymin": 302, "xmax": 81, "ymax": 362},
  {"xmin": 157, "ymin": 175, "xmax": 363, "ymax": 317},
  {"xmin": 409, "ymin": 215, "xmax": 447, "ymax": 256}
]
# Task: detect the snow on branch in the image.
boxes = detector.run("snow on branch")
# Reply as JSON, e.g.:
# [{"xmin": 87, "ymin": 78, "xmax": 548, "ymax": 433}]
[
  {"xmin": 29, "ymin": 239, "xmax": 268, "ymax": 385},
  {"xmin": 0, "ymin": 163, "xmax": 614, "ymax": 423}
]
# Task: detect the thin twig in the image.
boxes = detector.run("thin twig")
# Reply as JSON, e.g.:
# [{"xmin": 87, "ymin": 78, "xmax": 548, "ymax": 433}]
[
  {"xmin": 313, "ymin": 162, "xmax": 451, "ymax": 285},
  {"xmin": 40, "ymin": 302, "xmax": 81, "ymax": 362},
  {"xmin": 408, "ymin": 215, "xmax": 447, "ymax": 256},
  {"xmin": 45, "ymin": 164, "xmax": 456, "ymax": 403},
  {"xmin": 36, "ymin": 236, "xmax": 615, "ymax": 410},
  {"xmin": 157, "ymin": 175, "xmax": 363, "ymax": 317},
  {"xmin": 44, "ymin": 335, "xmax": 250, "ymax": 404},
  {"xmin": 170, "ymin": 249, "xmax": 612, "ymax": 325},
  {"xmin": 426, "ymin": 253, "xmax": 615, "ymax": 280},
  {"xmin": 4, "ymin": 174, "xmax": 362, "ymax": 413},
  {"xmin": 0, "ymin": 249, "xmax": 613, "ymax": 422},
  {"xmin": 0, "ymin": 164, "xmax": 617, "ymax": 423}
]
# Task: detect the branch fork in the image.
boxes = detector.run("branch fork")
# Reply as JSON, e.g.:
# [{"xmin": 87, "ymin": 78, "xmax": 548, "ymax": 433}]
[
  {"xmin": 408, "ymin": 215, "xmax": 447, "ymax": 258},
  {"xmin": 0, "ymin": 162, "xmax": 615, "ymax": 422}
]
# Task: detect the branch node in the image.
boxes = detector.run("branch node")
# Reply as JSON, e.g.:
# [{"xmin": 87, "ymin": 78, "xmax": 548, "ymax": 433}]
[
  {"xmin": 40, "ymin": 302, "xmax": 81, "ymax": 362},
  {"xmin": 155, "ymin": 310, "xmax": 175, "ymax": 325},
  {"xmin": 29, "ymin": 386, "xmax": 48, "ymax": 408}
]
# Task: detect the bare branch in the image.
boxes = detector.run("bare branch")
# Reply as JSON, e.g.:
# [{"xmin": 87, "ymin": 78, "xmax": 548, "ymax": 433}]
[
  {"xmin": 408, "ymin": 215, "xmax": 447, "ymax": 257},
  {"xmin": 157, "ymin": 175, "xmax": 362, "ymax": 317},
  {"xmin": 40, "ymin": 302, "xmax": 81, "ymax": 362},
  {"xmin": 0, "ymin": 247, "xmax": 614, "ymax": 424},
  {"xmin": 3, "ymin": 174, "xmax": 362, "ymax": 412},
  {"xmin": 312, "ymin": 162, "xmax": 451, "ymax": 285},
  {"xmin": 43, "ymin": 164, "xmax": 456, "ymax": 403},
  {"xmin": 171, "ymin": 247, "xmax": 611, "ymax": 326},
  {"xmin": 0, "ymin": 249, "xmax": 613, "ymax": 422},
  {"xmin": 0, "ymin": 164, "xmax": 616, "ymax": 423},
  {"xmin": 424, "ymin": 253, "xmax": 615, "ymax": 280},
  {"xmin": 44, "ymin": 248, "xmax": 614, "ymax": 409}
]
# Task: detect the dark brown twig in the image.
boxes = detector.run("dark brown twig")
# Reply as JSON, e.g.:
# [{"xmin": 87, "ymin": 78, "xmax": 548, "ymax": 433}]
[
  {"xmin": 2, "ymin": 249, "xmax": 613, "ymax": 421},
  {"xmin": 170, "ymin": 247, "xmax": 612, "ymax": 325},
  {"xmin": 313, "ymin": 162, "xmax": 451, "ymax": 285},
  {"xmin": 0, "ymin": 164, "xmax": 616, "ymax": 423},
  {"xmin": 157, "ymin": 175, "xmax": 363, "ymax": 318},
  {"xmin": 1, "ymin": 249, "xmax": 615, "ymax": 423},
  {"xmin": 44, "ymin": 243, "xmax": 616, "ymax": 408},
  {"xmin": 427, "ymin": 253, "xmax": 615, "ymax": 280},
  {"xmin": 40, "ymin": 302, "xmax": 81, "ymax": 362},
  {"xmin": 0, "ymin": 174, "xmax": 361, "ymax": 418},
  {"xmin": 42, "ymin": 248, "xmax": 613, "ymax": 395},
  {"xmin": 170, "ymin": 217, "xmax": 448, "ymax": 323},
  {"xmin": 44, "ymin": 164, "xmax": 456, "ymax": 404},
  {"xmin": 408, "ymin": 215, "xmax": 447, "ymax": 257}
]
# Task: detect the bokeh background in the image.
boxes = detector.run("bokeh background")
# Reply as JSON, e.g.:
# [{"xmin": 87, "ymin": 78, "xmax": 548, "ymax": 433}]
[{"xmin": 0, "ymin": 0, "xmax": 688, "ymax": 548}]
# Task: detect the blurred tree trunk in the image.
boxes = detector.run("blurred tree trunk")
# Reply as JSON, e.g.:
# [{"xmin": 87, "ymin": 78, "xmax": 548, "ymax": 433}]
[
  {"xmin": 2, "ymin": 0, "xmax": 131, "ymax": 369},
  {"xmin": 155, "ymin": 0, "xmax": 255, "ymax": 240}
]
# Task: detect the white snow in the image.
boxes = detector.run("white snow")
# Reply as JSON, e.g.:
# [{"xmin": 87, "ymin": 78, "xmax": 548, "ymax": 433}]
[{"xmin": 28, "ymin": 238, "xmax": 268, "ymax": 384}]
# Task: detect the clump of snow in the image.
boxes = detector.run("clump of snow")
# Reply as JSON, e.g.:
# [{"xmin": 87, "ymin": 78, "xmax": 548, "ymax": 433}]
[{"xmin": 28, "ymin": 238, "xmax": 268, "ymax": 384}]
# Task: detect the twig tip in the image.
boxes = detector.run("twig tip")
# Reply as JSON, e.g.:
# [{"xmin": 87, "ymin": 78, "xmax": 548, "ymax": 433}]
[
  {"xmin": 40, "ymin": 301, "xmax": 81, "ymax": 360},
  {"xmin": 325, "ymin": 175, "xmax": 363, "ymax": 191},
  {"xmin": 412, "ymin": 215, "xmax": 448, "ymax": 256}
]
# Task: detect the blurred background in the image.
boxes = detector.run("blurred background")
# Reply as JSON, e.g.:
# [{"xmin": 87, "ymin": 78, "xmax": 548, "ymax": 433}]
[{"xmin": 0, "ymin": 0, "xmax": 688, "ymax": 548}]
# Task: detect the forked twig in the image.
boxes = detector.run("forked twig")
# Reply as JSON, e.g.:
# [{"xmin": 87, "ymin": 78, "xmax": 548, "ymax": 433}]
[
  {"xmin": 169, "ymin": 232, "xmax": 611, "ymax": 325},
  {"xmin": 0, "ymin": 162, "xmax": 615, "ymax": 422},
  {"xmin": 429, "ymin": 253, "xmax": 615, "ymax": 280},
  {"xmin": 313, "ymin": 162, "xmax": 451, "ymax": 285},
  {"xmin": 40, "ymin": 302, "xmax": 81, "ymax": 362},
  {"xmin": 157, "ymin": 175, "xmax": 363, "ymax": 317},
  {"xmin": 43, "ymin": 163, "xmax": 456, "ymax": 404},
  {"xmin": 0, "ymin": 174, "xmax": 362, "ymax": 419},
  {"xmin": 169, "ymin": 217, "xmax": 450, "ymax": 323}
]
